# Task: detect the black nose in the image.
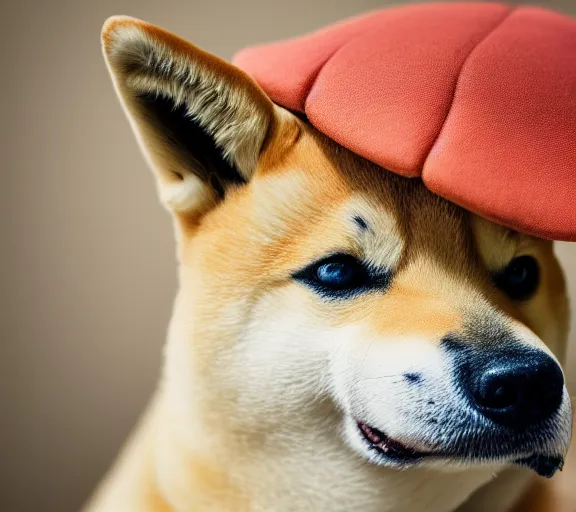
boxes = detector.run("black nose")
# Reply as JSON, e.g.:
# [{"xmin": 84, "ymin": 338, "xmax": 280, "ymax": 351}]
[{"xmin": 468, "ymin": 352, "xmax": 564, "ymax": 428}]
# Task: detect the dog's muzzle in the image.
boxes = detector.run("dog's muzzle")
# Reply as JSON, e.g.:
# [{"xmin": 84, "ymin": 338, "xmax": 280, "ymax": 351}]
[{"xmin": 444, "ymin": 336, "xmax": 572, "ymax": 477}]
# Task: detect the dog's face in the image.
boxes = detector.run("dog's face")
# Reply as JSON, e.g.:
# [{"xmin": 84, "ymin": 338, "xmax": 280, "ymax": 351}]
[{"xmin": 103, "ymin": 17, "xmax": 572, "ymax": 481}]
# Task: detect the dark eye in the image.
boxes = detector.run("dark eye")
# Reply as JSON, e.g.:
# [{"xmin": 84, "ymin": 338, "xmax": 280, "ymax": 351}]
[
  {"xmin": 293, "ymin": 254, "xmax": 372, "ymax": 298},
  {"xmin": 493, "ymin": 255, "xmax": 540, "ymax": 301},
  {"xmin": 315, "ymin": 256, "xmax": 365, "ymax": 289}
]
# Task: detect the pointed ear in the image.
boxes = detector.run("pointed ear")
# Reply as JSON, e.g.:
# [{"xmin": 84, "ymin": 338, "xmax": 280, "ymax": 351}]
[{"xmin": 101, "ymin": 16, "xmax": 275, "ymax": 215}]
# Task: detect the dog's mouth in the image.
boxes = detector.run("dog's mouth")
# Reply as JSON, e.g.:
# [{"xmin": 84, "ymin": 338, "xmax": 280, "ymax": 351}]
[
  {"xmin": 357, "ymin": 421, "xmax": 434, "ymax": 462},
  {"xmin": 356, "ymin": 420, "xmax": 566, "ymax": 477},
  {"xmin": 513, "ymin": 453, "xmax": 565, "ymax": 478}
]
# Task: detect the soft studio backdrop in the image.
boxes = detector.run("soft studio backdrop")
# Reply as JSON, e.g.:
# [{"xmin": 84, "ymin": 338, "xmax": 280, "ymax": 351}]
[{"xmin": 1, "ymin": 1, "xmax": 575, "ymax": 511}]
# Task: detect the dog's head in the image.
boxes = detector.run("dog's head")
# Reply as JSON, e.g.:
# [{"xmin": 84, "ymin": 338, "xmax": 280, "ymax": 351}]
[{"xmin": 102, "ymin": 18, "xmax": 572, "ymax": 479}]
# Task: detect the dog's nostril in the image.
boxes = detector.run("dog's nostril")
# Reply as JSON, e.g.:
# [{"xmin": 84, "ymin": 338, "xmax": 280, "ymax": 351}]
[
  {"xmin": 491, "ymin": 385, "xmax": 517, "ymax": 408},
  {"xmin": 467, "ymin": 352, "xmax": 564, "ymax": 429},
  {"xmin": 475, "ymin": 373, "xmax": 521, "ymax": 410}
]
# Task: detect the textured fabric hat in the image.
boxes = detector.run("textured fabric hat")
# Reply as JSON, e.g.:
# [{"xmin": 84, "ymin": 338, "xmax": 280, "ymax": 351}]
[{"xmin": 233, "ymin": 3, "xmax": 576, "ymax": 241}]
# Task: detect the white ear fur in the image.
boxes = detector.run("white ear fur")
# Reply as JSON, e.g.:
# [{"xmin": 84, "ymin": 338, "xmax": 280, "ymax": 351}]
[{"xmin": 101, "ymin": 16, "xmax": 274, "ymax": 213}]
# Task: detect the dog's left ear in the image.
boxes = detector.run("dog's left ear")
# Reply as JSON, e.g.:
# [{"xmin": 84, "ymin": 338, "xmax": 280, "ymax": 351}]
[{"xmin": 101, "ymin": 16, "xmax": 278, "ymax": 216}]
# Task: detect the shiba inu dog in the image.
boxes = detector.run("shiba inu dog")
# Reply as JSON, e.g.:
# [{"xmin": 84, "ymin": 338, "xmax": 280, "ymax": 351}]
[{"xmin": 87, "ymin": 16, "xmax": 572, "ymax": 512}]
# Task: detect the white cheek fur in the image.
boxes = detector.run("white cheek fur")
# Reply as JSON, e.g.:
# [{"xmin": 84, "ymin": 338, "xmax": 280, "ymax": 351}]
[
  {"xmin": 228, "ymin": 292, "xmax": 332, "ymax": 423},
  {"xmin": 329, "ymin": 329, "xmax": 451, "ymax": 435}
]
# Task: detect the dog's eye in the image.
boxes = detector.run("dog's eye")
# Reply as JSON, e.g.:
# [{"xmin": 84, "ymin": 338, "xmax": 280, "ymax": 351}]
[
  {"xmin": 294, "ymin": 254, "xmax": 371, "ymax": 297},
  {"xmin": 315, "ymin": 256, "xmax": 365, "ymax": 289},
  {"xmin": 493, "ymin": 255, "xmax": 540, "ymax": 301}
]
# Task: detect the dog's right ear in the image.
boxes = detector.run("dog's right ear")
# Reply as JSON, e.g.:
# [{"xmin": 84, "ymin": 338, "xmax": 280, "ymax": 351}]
[{"xmin": 101, "ymin": 16, "xmax": 279, "ymax": 217}]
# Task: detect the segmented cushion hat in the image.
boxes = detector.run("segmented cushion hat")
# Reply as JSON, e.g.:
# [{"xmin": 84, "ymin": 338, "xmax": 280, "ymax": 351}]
[{"xmin": 233, "ymin": 3, "xmax": 576, "ymax": 241}]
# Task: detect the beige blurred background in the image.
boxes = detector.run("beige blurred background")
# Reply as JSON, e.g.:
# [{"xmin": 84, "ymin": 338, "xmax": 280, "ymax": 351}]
[{"xmin": 0, "ymin": 1, "xmax": 574, "ymax": 511}]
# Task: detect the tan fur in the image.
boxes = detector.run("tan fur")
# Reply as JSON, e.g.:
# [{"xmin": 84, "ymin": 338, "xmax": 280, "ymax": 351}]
[{"xmin": 86, "ymin": 17, "xmax": 572, "ymax": 512}]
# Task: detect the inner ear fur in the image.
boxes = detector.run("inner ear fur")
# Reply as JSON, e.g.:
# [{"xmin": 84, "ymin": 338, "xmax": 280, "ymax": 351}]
[{"xmin": 101, "ymin": 16, "xmax": 275, "ymax": 213}]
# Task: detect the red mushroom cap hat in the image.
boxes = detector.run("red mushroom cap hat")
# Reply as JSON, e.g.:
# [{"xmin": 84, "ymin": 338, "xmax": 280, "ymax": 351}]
[{"xmin": 233, "ymin": 3, "xmax": 576, "ymax": 241}]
